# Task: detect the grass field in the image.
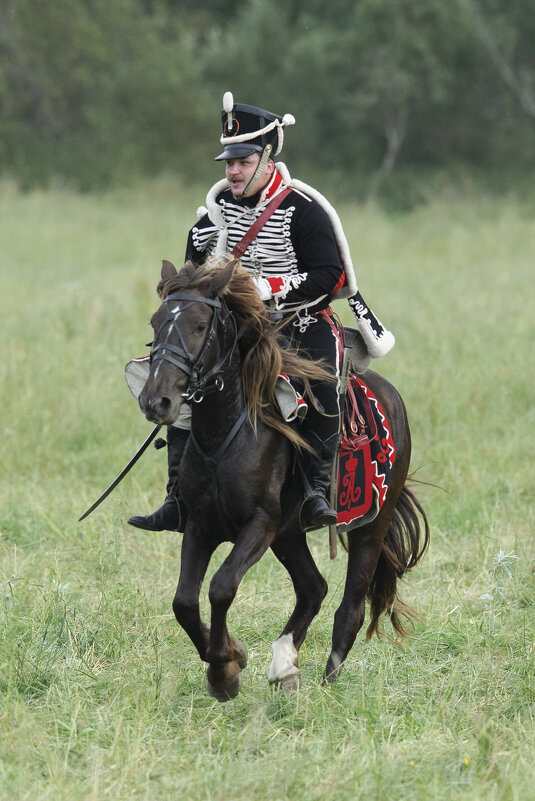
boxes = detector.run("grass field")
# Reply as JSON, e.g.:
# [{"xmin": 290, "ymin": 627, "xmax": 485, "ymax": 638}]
[{"xmin": 1, "ymin": 177, "xmax": 534, "ymax": 801}]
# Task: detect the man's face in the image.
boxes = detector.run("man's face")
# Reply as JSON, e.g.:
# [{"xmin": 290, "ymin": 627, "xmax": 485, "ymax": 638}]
[{"xmin": 225, "ymin": 154, "xmax": 274, "ymax": 198}]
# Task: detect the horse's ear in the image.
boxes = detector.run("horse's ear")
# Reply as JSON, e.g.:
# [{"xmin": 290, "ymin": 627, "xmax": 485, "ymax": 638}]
[
  {"xmin": 212, "ymin": 258, "xmax": 239, "ymax": 296},
  {"xmin": 161, "ymin": 260, "xmax": 177, "ymax": 281}
]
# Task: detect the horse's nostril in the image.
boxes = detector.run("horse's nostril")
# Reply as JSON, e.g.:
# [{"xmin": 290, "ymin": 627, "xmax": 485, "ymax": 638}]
[
  {"xmin": 139, "ymin": 394, "xmax": 172, "ymax": 422},
  {"xmin": 155, "ymin": 396, "xmax": 171, "ymax": 415}
]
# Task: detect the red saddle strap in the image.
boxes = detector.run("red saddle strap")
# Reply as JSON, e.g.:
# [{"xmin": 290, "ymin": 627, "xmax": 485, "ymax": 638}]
[{"xmin": 231, "ymin": 187, "xmax": 292, "ymax": 257}]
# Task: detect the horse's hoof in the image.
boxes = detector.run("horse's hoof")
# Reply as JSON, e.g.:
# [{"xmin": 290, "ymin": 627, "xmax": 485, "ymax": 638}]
[
  {"xmin": 206, "ymin": 661, "xmax": 242, "ymax": 702},
  {"xmin": 322, "ymin": 671, "xmax": 339, "ymax": 685},
  {"xmin": 271, "ymin": 672, "xmax": 301, "ymax": 693},
  {"xmin": 207, "ymin": 673, "xmax": 242, "ymax": 702}
]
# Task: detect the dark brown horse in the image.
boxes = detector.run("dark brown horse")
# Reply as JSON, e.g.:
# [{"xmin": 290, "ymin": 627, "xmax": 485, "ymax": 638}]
[{"xmin": 138, "ymin": 257, "xmax": 429, "ymax": 701}]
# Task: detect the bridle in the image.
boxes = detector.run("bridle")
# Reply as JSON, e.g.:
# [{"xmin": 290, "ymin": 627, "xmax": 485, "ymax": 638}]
[{"xmin": 150, "ymin": 292, "xmax": 238, "ymax": 403}]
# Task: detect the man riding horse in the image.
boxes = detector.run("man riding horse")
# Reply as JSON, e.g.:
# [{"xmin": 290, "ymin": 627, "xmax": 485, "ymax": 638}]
[{"xmin": 128, "ymin": 92, "xmax": 394, "ymax": 535}]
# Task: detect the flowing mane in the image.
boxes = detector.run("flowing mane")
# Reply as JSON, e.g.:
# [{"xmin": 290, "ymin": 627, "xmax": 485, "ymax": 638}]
[{"xmin": 157, "ymin": 257, "xmax": 332, "ymax": 447}]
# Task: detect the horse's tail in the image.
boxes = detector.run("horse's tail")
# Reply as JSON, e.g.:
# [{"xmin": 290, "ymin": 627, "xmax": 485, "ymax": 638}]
[{"xmin": 365, "ymin": 481, "xmax": 430, "ymax": 640}]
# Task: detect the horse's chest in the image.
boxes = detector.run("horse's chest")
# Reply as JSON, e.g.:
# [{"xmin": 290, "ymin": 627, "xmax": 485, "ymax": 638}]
[
  {"xmin": 179, "ymin": 452, "xmax": 252, "ymax": 526},
  {"xmin": 178, "ymin": 435, "xmax": 286, "ymax": 536}
]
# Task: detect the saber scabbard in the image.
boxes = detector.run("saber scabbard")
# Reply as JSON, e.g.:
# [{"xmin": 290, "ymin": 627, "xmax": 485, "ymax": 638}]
[
  {"xmin": 329, "ymin": 339, "xmax": 353, "ymax": 559},
  {"xmin": 78, "ymin": 424, "xmax": 162, "ymax": 521}
]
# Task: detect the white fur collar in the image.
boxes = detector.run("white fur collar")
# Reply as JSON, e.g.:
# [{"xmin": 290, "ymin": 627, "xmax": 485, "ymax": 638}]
[{"xmin": 196, "ymin": 163, "xmax": 357, "ymax": 298}]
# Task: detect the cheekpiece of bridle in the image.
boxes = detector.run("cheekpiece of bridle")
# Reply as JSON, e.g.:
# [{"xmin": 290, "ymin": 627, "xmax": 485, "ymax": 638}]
[{"xmin": 149, "ymin": 292, "xmax": 236, "ymax": 403}]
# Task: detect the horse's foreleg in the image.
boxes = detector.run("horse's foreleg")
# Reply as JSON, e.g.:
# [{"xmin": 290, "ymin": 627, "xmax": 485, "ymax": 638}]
[
  {"xmin": 172, "ymin": 526, "xmax": 217, "ymax": 662},
  {"xmin": 268, "ymin": 534, "xmax": 328, "ymax": 690},
  {"xmin": 324, "ymin": 516, "xmax": 390, "ymax": 684},
  {"xmin": 205, "ymin": 513, "xmax": 276, "ymax": 701}
]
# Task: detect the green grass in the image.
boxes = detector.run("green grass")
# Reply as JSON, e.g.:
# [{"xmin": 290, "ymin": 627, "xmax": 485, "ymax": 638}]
[{"xmin": 1, "ymin": 177, "xmax": 534, "ymax": 800}]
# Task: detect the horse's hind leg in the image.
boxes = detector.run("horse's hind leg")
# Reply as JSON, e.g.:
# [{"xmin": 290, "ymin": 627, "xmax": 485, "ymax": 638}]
[
  {"xmin": 269, "ymin": 534, "xmax": 328, "ymax": 690},
  {"xmin": 324, "ymin": 509, "xmax": 394, "ymax": 683}
]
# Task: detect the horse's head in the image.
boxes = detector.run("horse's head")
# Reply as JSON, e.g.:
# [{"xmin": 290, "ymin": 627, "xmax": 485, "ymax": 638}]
[{"xmin": 139, "ymin": 258, "xmax": 238, "ymax": 425}]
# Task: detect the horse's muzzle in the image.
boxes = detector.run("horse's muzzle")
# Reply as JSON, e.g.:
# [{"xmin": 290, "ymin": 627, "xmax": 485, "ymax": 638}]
[{"xmin": 139, "ymin": 393, "xmax": 175, "ymax": 425}]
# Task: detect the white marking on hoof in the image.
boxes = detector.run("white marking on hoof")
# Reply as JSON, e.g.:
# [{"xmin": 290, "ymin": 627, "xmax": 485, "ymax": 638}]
[{"xmin": 268, "ymin": 633, "xmax": 299, "ymax": 684}]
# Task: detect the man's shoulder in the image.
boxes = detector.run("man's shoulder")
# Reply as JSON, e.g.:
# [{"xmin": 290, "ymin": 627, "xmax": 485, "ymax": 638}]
[
  {"xmin": 275, "ymin": 165, "xmax": 335, "ymax": 211},
  {"xmin": 283, "ymin": 186, "xmax": 334, "ymax": 228}
]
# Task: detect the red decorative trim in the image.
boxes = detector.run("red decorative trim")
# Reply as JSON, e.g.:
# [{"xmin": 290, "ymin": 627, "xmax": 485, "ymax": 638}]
[
  {"xmin": 260, "ymin": 170, "xmax": 284, "ymax": 202},
  {"xmin": 332, "ymin": 250, "xmax": 347, "ymax": 292},
  {"xmin": 266, "ymin": 276, "xmax": 286, "ymax": 295},
  {"xmin": 336, "ymin": 375, "xmax": 396, "ymax": 527}
]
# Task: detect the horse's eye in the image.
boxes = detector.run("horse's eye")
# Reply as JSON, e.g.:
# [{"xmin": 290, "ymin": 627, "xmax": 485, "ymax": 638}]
[{"xmin": 196, "ymin": 322, "xmax": 207, "ymax": 333}]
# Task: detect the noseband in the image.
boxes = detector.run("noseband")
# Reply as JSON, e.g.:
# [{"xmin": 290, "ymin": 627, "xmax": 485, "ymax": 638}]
[{"xmin": 150, "ymin": 291, "xmax": 237, "ymax": 403}]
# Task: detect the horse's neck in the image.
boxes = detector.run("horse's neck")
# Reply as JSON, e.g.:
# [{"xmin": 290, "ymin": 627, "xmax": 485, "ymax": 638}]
[{"xmin": 190, "ymin": 351, "xmax": 245, "ymax": 454}]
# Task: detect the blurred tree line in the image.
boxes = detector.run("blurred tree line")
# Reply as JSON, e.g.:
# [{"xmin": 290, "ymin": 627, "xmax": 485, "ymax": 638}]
[{"xmin": 1, "ymin": 0, "xmax": 534, "ymax": 202}]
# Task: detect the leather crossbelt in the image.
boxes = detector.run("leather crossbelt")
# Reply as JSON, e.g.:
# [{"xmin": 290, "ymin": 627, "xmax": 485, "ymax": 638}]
[{"xmin": 231, "ymin": 187, "xmax": 292, "ymax": 257}]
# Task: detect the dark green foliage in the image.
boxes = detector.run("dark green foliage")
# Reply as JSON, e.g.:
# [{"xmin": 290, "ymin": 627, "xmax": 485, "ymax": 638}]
[
  {"xmin": 0, "ymin": 0, "xmax": 213, "ymax": 187},
  {"xmin": 0, "ymin": 0, "xmax": 534, "ymax": 197}
]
